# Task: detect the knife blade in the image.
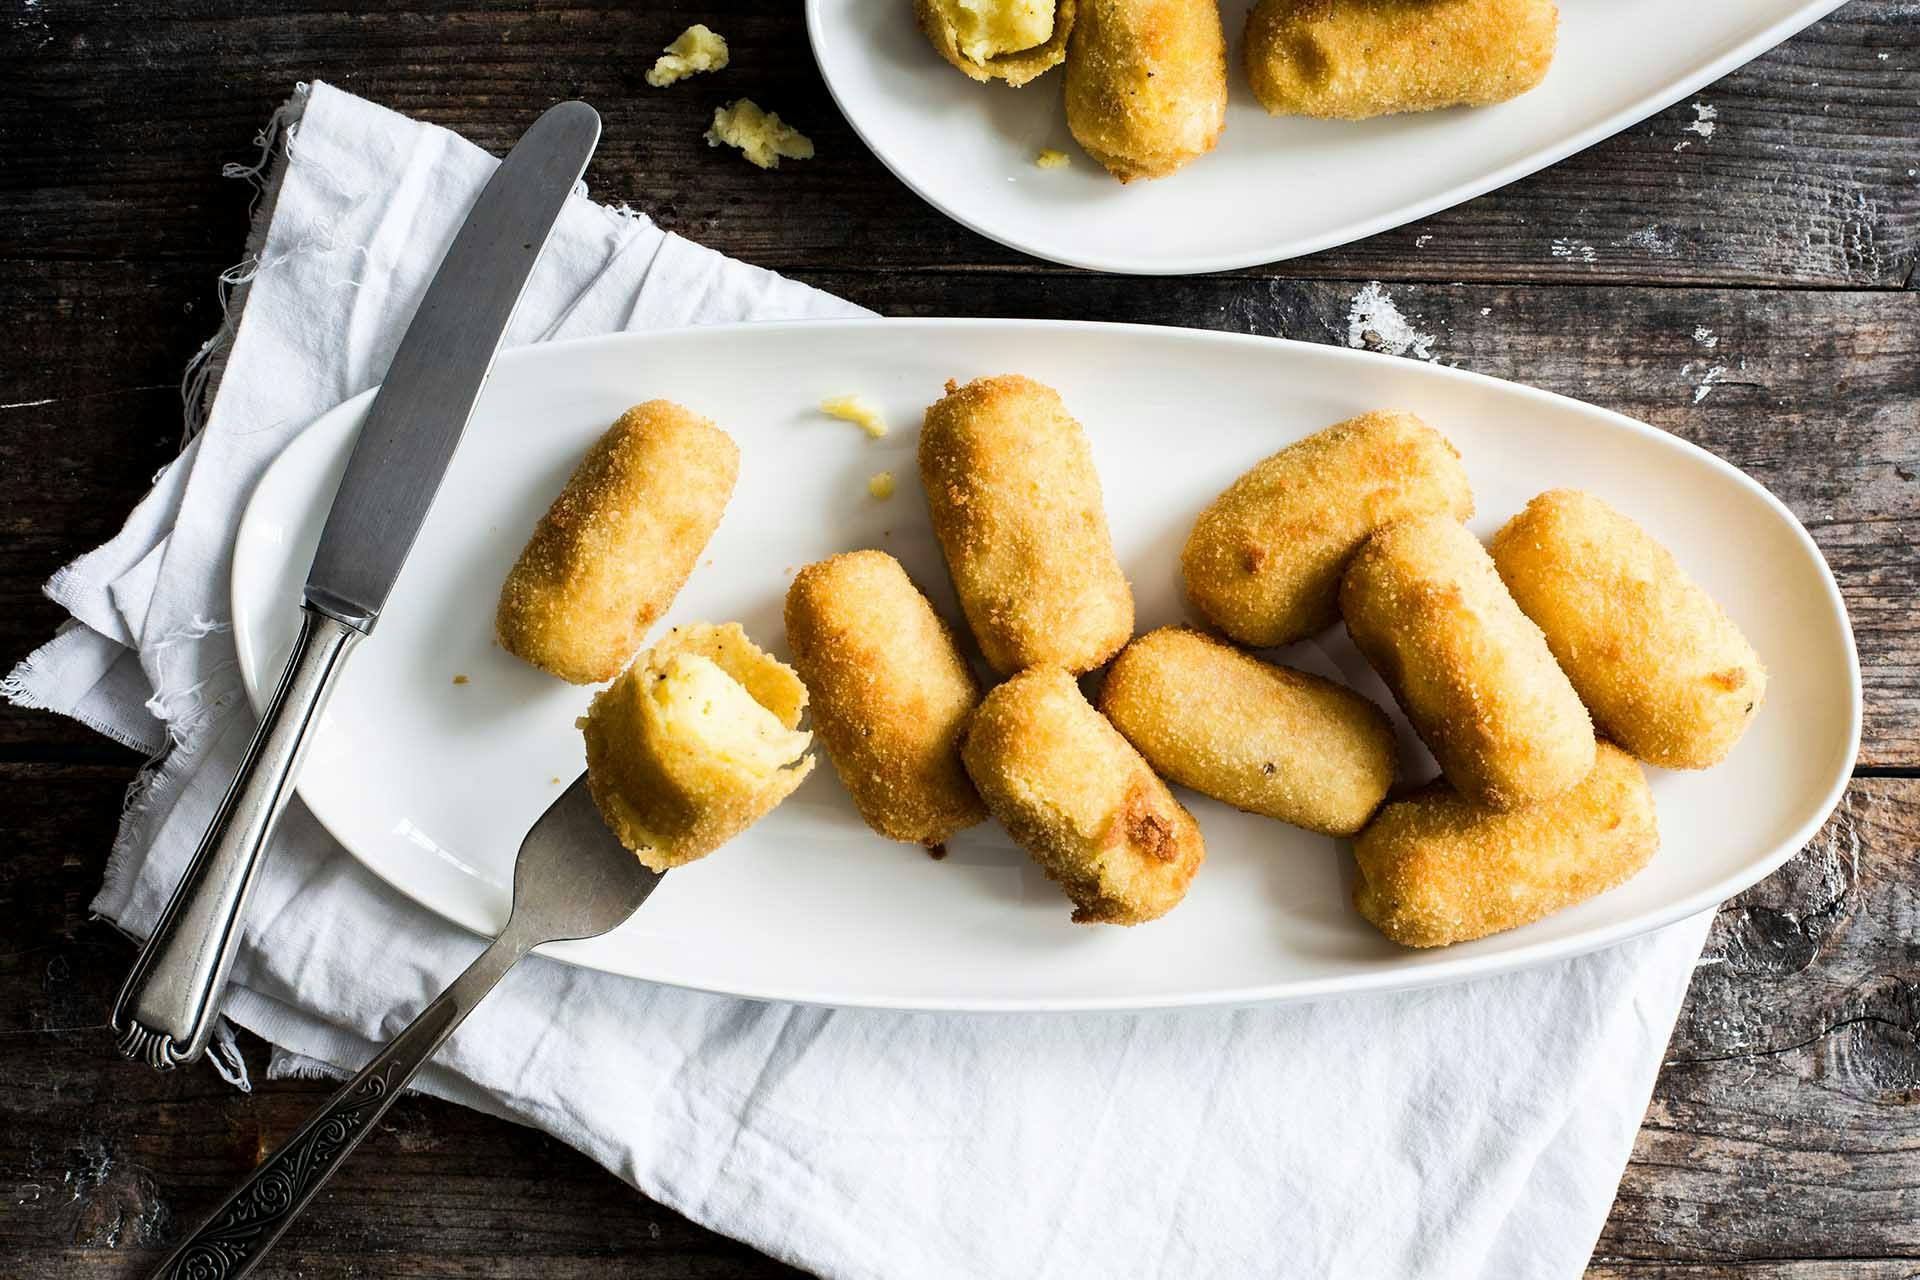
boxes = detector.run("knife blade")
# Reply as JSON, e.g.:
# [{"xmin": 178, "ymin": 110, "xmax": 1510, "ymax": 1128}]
[
  {"xmin": 111, "ymin": 101, "xmax": 601, "ymax": 1070},
  {"xmin": 306, "ymin": 98, "xmax": 600, "ymax": 629}
]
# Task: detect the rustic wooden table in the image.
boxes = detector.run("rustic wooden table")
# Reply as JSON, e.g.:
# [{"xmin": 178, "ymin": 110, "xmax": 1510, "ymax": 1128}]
[{"xmin": 3, "ymin": 4, "xmax": 1916, "ymax": 1276}]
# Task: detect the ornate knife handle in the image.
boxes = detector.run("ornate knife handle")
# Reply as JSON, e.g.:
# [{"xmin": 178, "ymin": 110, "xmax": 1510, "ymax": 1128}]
[
  {"xmin": 151, "ymin": 933, "xmax": 527, "ymax": 1280},
  {"xmin": 113, "ymin": 605, "xmax": 361, "ymax": 1070}
]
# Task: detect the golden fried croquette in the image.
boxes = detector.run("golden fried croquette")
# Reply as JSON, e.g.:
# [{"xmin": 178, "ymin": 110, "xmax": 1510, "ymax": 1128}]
[
  {"xmin": 920, "ymin": 375, "xmax": 1134, "ymax": 675},
  {"xmin": 1353, "ymin": 742, "xmax": 1656, "ymax": 948},
  {"xmin": 1245, "ymin": 0, "xmax": 1558, "ymax": 120},
  {"xmin": 917, "ymin": 0, "xmax": 1077, "ymax": 85},
  {"xmin": 784, "ymin": 551, "xmax": 987, "ymax": 846},
  {"xmin": 963, "ymin": 667, "xmax": 1205, "ymax": 925},
  {"xmin": 1182, "ymin": 410, "xmax": 1472, "ymax": 648},
  {"xmin": 1098, "ymin": 627, "xmax": 1395, "ymax": 836},
  {"xmin": 1065, "ymin": 0, "xmax": 1227, "ymax": 181},
  {"xmin": 1491, "ymin": 490, "xmax": 1767, "ymax": 770},
  {"xmin": 497, "ymin": 401, "xmax": 737, "ymax": 684},
  {"xmin": 581, "ymin": 622, "xmax": 813, "ymax": 871},
  {"xmin": 1340, "ymin": 516, "xmax": 1594, "ymax": 810}
]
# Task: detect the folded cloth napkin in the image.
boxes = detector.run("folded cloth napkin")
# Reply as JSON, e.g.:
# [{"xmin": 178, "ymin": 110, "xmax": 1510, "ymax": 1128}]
[{"xmin": 8, "ymin": 81, "xmax": 1712, "ymax": 1279}]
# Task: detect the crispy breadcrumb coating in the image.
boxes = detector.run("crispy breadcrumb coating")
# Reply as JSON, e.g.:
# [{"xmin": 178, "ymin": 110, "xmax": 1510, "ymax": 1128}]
[
  {"xmin": 1246, "ymin": 0, "xmax": 1558, "ymax": 120},
  {"xmin": 965, "ymin": 668, "xmax": 1205, "ymax": 924},
  {"xmin": 1491, "ymin": 489, "xmax": 1766, "ymax": 770},
  {"xmin": 1065, "ymin": 0, "xmax": 1227, "ymax": 181},
  {"xmin": 497, "ymin": 401, "xmax": 737, "ymax": 684},
  {"xmin": 1340, "ymin": 515, "xmax": 1594, "ymax": 810},
  {"xmin": 1354, "ymin": 742, "xmax": 1656, "ymax": 948},
  {"xmin": 784, "ymin": 551, "xmax": 987, "ymax": 846},
  {"xmin": 581, "ymin": 623, "xmax": 813, "ymax": 871},
  {"xmin": 1099, "ymin": 626, "xmax": 1396, "ymax": 836},
  {"xmin": 919, "ymin": 375, "xmax": 1133, "ymax": 675},
  {"xmin": 1182, "ymin": 410, "xmax": 1472, "ymax": 648}
]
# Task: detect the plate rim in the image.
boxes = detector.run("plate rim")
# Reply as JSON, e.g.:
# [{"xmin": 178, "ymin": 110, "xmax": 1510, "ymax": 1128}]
[
  {"xmin": 803, "ymin": 0, "xmax": 1852, "ymax": 275},
  {"xmin": 232, "ymin": 317, "xmax": 1863, "ymax": 1012}
]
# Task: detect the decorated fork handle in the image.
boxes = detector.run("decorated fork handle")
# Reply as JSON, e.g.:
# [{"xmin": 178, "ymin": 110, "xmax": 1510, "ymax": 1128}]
[{"xmin": 150, "ymin": 928, "xmax": 529, "ymax": 1279}]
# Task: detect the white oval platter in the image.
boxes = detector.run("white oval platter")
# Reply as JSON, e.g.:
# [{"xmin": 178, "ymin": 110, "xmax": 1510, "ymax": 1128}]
[{"xmin": 231, "ymin": 319, "xmax": 1859, "ymax": 1011}]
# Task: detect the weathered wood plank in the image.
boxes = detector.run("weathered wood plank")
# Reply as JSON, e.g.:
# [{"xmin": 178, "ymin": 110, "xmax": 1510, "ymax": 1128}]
[
  {"xmin": 0, "ymin": 2, "xmax": 1913, "ymax": 286},
  {"xmin": 1, "ymin": 766, "xmax": 1912, "ymax": 1276},
  {"xmin": 6, "ymin": 261, "xmax": 1913, "ymax": 762},
  {"xmin": 0, "ymin": 260, "xmax": 201, "ymax": 752},
  {"xmin": 1591, "ymin": 1266, "xmax": 1920, "ymax": 1279},
  {"xmin": 1596, "ymin": 777, "xmax": 1920, "ymax": 1270}
]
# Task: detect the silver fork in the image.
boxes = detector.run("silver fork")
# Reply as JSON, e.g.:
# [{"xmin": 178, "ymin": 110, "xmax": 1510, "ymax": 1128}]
[{"xmin": 151, "ymin": 773, "xmax": 660, "ymax": 1279}]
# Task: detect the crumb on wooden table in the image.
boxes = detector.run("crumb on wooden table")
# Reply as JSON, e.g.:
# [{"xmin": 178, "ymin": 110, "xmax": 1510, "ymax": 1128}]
[
  {"xmin": 705, "ymin": 100, "xmax": 813, "ymax": 170},
  {"xmin": 646, "ymin": 24, "xmax": 729, "ymax": 87}
]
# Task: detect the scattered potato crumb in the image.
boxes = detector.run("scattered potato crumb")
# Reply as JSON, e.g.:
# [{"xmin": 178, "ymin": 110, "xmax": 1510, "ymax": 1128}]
[
  {"xmin": 452, "ymin": 674, "xmax": 470, "ymax": 685},
  {"xmin": 705, "ymin": 100, "xmax": 814, "ymax": 170},
  {"xmin": 869, "ymin": 471, "xmax": 897, "ymax": 500},
  {"xmin": 551, "ymin": 776, "xmax": 562, "ymax": 784},
  {"xmin": 820, "ymin": 394, "xmax": 889, "ymax": 439},
  {"xmin": 1036, "ymin": 148, "xmax": 1070, "ymax": 169},
  {"xmin": 646, "ymin": 24, "xmax": 729, "ymax": 87}
]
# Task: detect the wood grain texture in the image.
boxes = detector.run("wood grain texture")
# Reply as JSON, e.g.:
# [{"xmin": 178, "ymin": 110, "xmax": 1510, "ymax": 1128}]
[
  {"xmin": 0, "ymin": 2, "xmax": 1915, "ymax": 285},
  {"xmin": 1, "ymin": 2, "xmax": 1916, "ymax": 1277}
]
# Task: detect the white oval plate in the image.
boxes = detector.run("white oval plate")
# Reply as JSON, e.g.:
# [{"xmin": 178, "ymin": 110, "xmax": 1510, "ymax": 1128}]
[
  {"xmin": 806, "ymin": 0, "xmax": 1847, "ymax": 274},
  {"xmin": 232, "ymin": 319, "xmax": 1859, "ymax": 1011}
]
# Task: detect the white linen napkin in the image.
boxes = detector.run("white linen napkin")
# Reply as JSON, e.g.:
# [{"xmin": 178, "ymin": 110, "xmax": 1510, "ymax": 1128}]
[{"xmin": 8, "ymin": 81, "xmax": 1712, "ymax": 1279}]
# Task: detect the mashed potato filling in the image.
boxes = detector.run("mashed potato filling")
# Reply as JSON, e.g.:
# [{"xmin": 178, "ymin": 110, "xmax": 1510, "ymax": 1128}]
[
  {"xmin": 819, "ymin": 394, "xmax": 889, "ymax": 439},
  {"xmin": 705, "ymin": 100, "xmax": 814, "ymax": 170},
  {"xmin": 943, "ymin": 0, "xmax": 1053, "ymax": 61},
  {"xmin": 646, "ymin": 24, "xmax": 729, "ymax": 88},
  {"xmin": 650, "ymin": 652, "xmax": 810, "ymax": 776},
  {"xmin": 581, "ymin": 621, "xmax": 814, "ymax": 871}
]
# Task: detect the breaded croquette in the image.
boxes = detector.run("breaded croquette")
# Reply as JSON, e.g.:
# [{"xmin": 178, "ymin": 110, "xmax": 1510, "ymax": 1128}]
[
  {"xmin": 784, "ymin": 551, "xmax": 987, "ymax": 846},
  {"xmin": 1182, "ymin": 410, "xmax": 1472, "ymax": 648},
  {"xmin": 1246, "ymin": 0, "xmax": 1558, "ymax": 120},
  {"xmin": 580, "ymin": 623, "xmax": 813, "ymax": 871},
  {"xmin": 920, "ymin": 375, "xmax": 1134, "ymax": 675},
  {"xmin": 498, "ymin": 401, "xmax": 737, "ymax": 684},
  {"xmin": 1065, "ymin": 0, "xmax": 1227, "ymax": 181},
  {"xmin": 1098, "ymin": 627, "xmax": 1396, "ymax": 836},
  {"xmin": 917, "ymin": 0, "xmax": 1077, "ymax": 85},
  {"xmin": 1353, "ymin": 742, "xmax": 1657, "ymax": 948},
  {"xmin": 1491, "ymin": 490, "xmax": 1767, "ymax": 770},
  {"xmin": 963, "ymin": 667, "xmax": 1205, "ymax": 925},
  {"xmin": 1340, "ymin": 516, "xmax": 1594, "ymax": 810}
]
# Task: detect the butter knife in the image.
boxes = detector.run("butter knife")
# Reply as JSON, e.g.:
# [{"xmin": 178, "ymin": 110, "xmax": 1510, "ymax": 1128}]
[{"xmin": 112, "ymin": 100, "xmax": 602, "ymax": 1069}]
